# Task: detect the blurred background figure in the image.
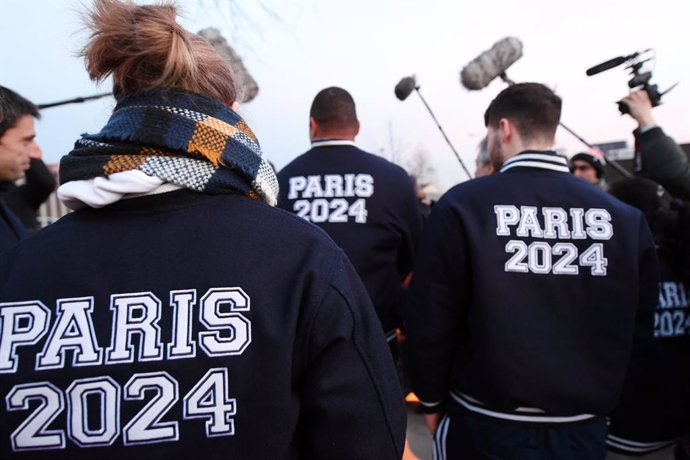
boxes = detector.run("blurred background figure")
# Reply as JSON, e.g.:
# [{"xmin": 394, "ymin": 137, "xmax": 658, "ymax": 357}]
[
  {"xmin": 474, "ymin": 136, "xmax": 495, "ymax": 178},
  {"xmin": 570, "ymin": 150, "xmax": 606, "ymax": 189},
  {"xmin": 410, "ymin": 174, "xmax": 431, "ymax": 221},
  {"xmin": 411, "ymin": 175, "xmax": 438, "ymax": 223}
]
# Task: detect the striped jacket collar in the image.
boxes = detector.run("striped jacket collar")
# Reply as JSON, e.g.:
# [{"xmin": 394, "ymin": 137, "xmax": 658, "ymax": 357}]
[
  {"xmin": 311, "ymin": 139, "xmax": 356, "ymax": 148},
  {"xmin": 500, "ymin": 150, "xmax": 570, "ymax": 174}
]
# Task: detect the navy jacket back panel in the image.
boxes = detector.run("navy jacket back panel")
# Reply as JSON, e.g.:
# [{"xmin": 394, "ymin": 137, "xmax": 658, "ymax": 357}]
[
  {"xmin": 277, "ymin": 145, "xmax": 422, "ymax": 332},
  {"xmin": 406, "ymin": 165, "xmax": 658, "ymax": 417},
  {"xmin": 0, "ymin": 202, "xmax": 28, "ymax": 254},
  {"xmin": 0, "ymin": 190, "xmax": 405, "ymax": 460}
]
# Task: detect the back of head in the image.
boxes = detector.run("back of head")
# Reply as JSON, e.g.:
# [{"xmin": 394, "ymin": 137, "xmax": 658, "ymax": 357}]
[
  {"xmin": 608, "ymin": 177, "xmax": 672, "ymax": 217},
  {"xmin": 609, "ymin": 178, "xmax": 690, "ymax": 283},
  {"xmin": 483, "ymin": 82, "xmax": 561, "ymax": 144},
  {"xmin": 81, "ymin": 0, "xmax": 236, "ymax": 103},
  {"xmin": 309, "ymin": 87, "xmax": 358, "ymax": 131},
  {"xmin": 0, "ymin": 86, "xmax": 40, "ymax": 138},
  {"xmin": 608, "ymin": 177, "xmax": 681, "ymax": 259}
]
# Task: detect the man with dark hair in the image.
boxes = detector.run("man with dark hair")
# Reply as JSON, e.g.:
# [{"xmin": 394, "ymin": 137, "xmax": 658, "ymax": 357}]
[
  {"xmin": 0, "ymin": 86, "xmax": 42, "ymax": 251},
  {"xmin": 406, "ymin": 82, "xmax": 658, "ymax": 459},
  {"xmin": 308, "ymin": 86, "xmax": 359, "ymax": 131},
  {"xmin": 277, "ymin": 86, "xmax": 422, "ymax": 353}
]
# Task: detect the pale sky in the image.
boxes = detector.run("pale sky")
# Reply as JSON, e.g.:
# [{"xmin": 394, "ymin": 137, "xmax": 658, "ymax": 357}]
[{"xmin": 2, "ymin": 0, "xmax": 689, "ymax": 192}]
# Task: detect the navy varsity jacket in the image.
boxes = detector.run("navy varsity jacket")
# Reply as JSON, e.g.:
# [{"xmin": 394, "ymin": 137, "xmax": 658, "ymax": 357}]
[
  {"xmin": 0, "ymin": 201, "xmax": 28, "ymax": 254},
  {"xmin": 0, "ymin": 190, "xmax": 405, "ymax": 459},
  {"xmin": 277, "ymin": 140, "xmax": 423, "ymax": 336},
  {"xmin": 406, "ymin": 150, "xmax": 659, "ymax": 424}
]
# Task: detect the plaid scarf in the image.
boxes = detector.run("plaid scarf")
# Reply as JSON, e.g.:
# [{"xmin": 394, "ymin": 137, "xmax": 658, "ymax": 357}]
[{"xmin": 59, "ymin": 88, "xmax": 278, "ymax": 206}]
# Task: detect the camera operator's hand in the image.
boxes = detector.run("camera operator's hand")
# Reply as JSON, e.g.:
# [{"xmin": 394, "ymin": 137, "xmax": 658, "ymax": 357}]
[{"xmin": 620, "ymin": 90, "xmax": 657, "ymax": 128}]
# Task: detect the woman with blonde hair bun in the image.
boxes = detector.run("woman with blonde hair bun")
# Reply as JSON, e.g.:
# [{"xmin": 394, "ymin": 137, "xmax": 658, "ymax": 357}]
[{"xmin": 0, "ymin": 1, "xmax": 406, "ymax": 459}]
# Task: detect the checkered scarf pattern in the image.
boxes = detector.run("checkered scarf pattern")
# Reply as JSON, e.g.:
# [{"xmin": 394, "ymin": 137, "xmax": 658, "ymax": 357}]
[{"xmin": 59, "ymin": 88, "xmax": 279, "ymax": 206}]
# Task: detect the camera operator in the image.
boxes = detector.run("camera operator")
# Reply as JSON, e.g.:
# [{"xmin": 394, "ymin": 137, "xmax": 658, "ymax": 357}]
[{"xmin": 621, "ymin": 89, "xmax": 690, "ymax": 201}]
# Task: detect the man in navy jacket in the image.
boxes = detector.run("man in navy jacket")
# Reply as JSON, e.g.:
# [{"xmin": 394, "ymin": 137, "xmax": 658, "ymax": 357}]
[
  {"xmin": 406, "ymin": 82, "xmax": 659, "ymax": 459},
  {"xmin": 277, "ymin": 87, "xmax": 422, "ymax": 347}
]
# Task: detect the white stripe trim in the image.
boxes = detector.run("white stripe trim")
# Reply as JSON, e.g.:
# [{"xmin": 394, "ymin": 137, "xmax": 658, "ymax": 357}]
[
  {"xmin": 440, "ymin": 415, "xmax": 449, "ymax": 460},
  {"xmin": 514, "ymin": 406, "xmax": 546, "ymax": 414},
  {"xmin": 501, "ymin": 160, "xmax": 570, "ymax": 173},
  {"xmin": 606, "ymin": 437, "xmax": 677, "ymax": 453},
  {"xmin": 311, "ymin": 139, "xmax": 356, "ymax": 147},
  {"xmin": 451, "ymin": 391, "xmax": 595, "ymax": 423},
  {"xmin": 385, "ymin": 330, "xmax": 397, "ymax": 342},
  {"xmin": 503, "ymin": 153, "xmax": 568, "ymax": 166},
  {"xmin": 500, "ymin": 152, "xmax": 570, "ymax": 174},
  {"xmin": 433, "ymin": 415, "xmax": 450, "ymax": 460},
  {"xmin": 420, "ymin": 400, "xmax": 443, "ymax": 408},
  {"xmin": 609, "ymin": 434, "xmax": 677, "ymax": 447},
  {"xmin": 607, "ymin": 434, "xmax": 678, "ymax": 449}
]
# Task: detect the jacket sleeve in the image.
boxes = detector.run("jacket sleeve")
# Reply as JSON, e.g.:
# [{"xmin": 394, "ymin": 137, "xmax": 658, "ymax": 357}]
[
  {"xmin": 635, "ymin": 127, "xmax": 690, "ymax": 201},
  {"xmin": 404, "ymin": 200, "xmax": 470, "ymax": 413},
  {"xmin": 299, "ymin": 253, "xmax": 406, "ymax": 460}
]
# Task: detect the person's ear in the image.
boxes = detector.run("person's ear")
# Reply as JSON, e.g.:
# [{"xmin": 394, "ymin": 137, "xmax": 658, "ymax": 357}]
[
  {"xmin": 309, "ymin": 117, "xmax": 318, "ymax": 140},
  {"xmin": 231, "ymin": 101, "xmax": 240, "ymax": 112},
  {"xmin": 499, "ymin": 118, "xmax": 512, "ymax": 143}
]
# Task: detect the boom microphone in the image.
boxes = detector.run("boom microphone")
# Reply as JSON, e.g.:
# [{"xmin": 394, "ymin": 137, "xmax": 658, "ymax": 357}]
[
  {"xmin": 459, "ymin": 37, "xmax": 633, "ymax": 179},
  {"xmin": 585, "ymin": 51, "xmax": 646, "ymax": 76},
  {"xmin": 460, "ymin": 37, "xmax": 523, "ymax": 90},
  {"xmin": 585, "ymin": 56, "xmax": 628, "ymax": 76},
  {"xmin": 395, "ymin": 75, "xmax": 417, "ymax": 101},
  {"xmin": 198, "ymin": 28, "xmax": 259, "ymax": 103},
  {"xmin": 394, "ymin": 76, "xmax": 472, "ymax": 179}
]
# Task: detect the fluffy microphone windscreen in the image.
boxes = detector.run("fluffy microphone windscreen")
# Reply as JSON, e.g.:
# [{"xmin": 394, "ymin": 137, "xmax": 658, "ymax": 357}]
[
  {"xmin": 395, "ymin": 76, "xmax": 417, "ymax": 101},
  {"xmin": 198, "ymin": 28, "xmax": 259, "ymax": 103},
  {"xmin": 460, "ymin": 37, "xmax": 523, "ymax": 90}
]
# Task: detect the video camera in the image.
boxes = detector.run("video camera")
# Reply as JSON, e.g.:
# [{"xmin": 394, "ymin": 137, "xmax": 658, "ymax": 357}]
[{"xmin": 585, "ymin": 49, "xmax": 678, "ymax": 115}]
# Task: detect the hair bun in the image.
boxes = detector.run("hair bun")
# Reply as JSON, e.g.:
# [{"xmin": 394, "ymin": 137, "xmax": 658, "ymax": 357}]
[{"xmin": 81, "ymin": 0, "xmax": 237, "ymax": 104}]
